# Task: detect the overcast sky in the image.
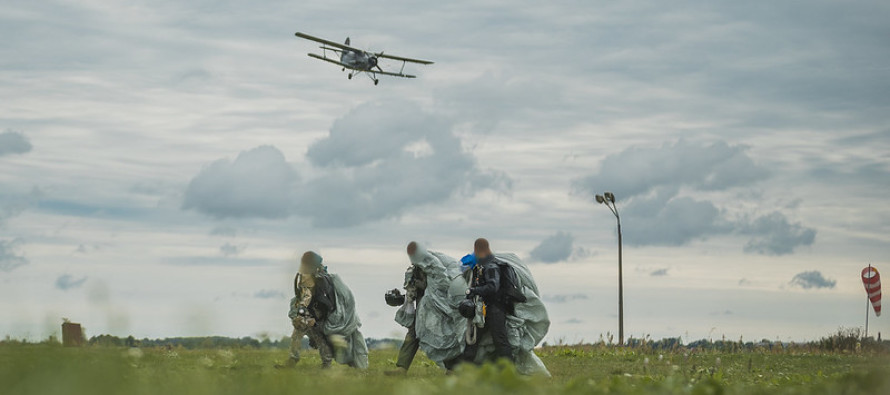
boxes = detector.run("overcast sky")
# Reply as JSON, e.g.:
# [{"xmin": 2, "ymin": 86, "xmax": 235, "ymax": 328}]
[{"xmin": 2, "ymin": 0, "xmax": 889, "ymax": 344}]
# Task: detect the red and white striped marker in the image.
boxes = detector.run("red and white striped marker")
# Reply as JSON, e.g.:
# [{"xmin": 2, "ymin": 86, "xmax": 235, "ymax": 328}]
[{"xmin": 861, "ymin": 266, "xmax": 881, "ymax": 317}]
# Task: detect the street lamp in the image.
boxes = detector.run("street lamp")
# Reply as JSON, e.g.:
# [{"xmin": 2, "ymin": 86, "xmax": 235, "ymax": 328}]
[{"xmin": 595, "ymin": 191, "xmax": 623, "ymax": 346}]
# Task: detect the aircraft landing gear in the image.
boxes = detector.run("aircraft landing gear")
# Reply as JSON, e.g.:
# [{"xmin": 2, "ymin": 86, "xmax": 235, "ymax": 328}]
[
  {"xmin": 374, "ymin": 79, "xmax": 379, "ymax": 86},
  {"xmin": 348, "ymin": 73, "xmax": 353, "ymax": 79}
]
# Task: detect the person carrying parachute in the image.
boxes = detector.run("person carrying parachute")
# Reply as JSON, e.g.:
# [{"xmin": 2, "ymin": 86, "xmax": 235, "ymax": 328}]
[
  {"xmin": 386, "ymin": 241, "xmax": 468, "ymax": 373},
  {"xmin": 456, "ymin": 238, "xmax": 550, "ymax": 376},
  {"xmin": 281, "ymin": 251, "xmax": 369, "ymax": 369}
]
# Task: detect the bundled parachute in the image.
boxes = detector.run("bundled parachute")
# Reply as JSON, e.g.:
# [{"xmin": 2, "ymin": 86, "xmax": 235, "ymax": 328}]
[
  {"xmin": 321, "ymin": 273, "xmax": 369, "ymax": 369},
  {"xmin": 862, "ymin": 266, "xmax": 882, "ymax": 317},
  {"xmin": 395, "ymin": 247, "xmax": 550, "ymax": 375},
  {"xmin": 466, "ymin": 253, "xmax": 551, "ymax": 376},
  {"xmin": 395, "ymin": 244, "xmax": 468, "ymax": 364}
]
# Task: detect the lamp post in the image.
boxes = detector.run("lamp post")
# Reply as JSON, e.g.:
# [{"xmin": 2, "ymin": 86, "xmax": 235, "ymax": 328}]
[{"xmin": 595, "ymin": 192, "xmax": 623, "ymax": 345}]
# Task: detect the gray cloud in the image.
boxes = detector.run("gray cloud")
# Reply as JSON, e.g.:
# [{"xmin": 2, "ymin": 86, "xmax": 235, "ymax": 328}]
[
  {"xmin": 209, "ymin": 226, "xmax": 237, "ymax": 237},
  {"xmin": 741, "ymin": 212, "xmax": 816, "ymax": 255},
  {"xmin": 806, "ymin": 158, "xmax": 890, "ymax": 196},
  {"xmin": 833, "ymin": 129, "xmax": 890, "ymax": 147},
  {"xmin": 297, "ymin": 100, "xmax": 511, "ymax": 227},
  {"xmin": 0, "ymin": 186, "xmax": 42, "ymax": 226},
  {"xmin": 0, "ymin": 131, "xmax": 32, "ymax": 157},
  {"xmin": 0, "ymin": 238, "xmax": 28, "ymax": 272},
  {"xmin": 306, "ymin": 101, "xmax": 446, "ymax": 168},
  {"xmin": 182, "ymin": 145, "xmax": 299, "ymax": 219},
  {"xmin": 622, "ymin": 190, "xmax": 731, "ymax": 246},
  {"xmin": 74, "ymin": 244, "xmax": 102, "ymax": 254},
  {"xmin": 789, "ymin": 271, "xmax": 836, "ymax": 290},
  {"xmin": 219, "ymin": 242, "xmax": 243, "ymax": 257},
  {"xmin": 577, "ymin": 140, "xmax": 816, "ymax": 254},
  {"xmin": 55, "ymin": 274, "xmax": 88, "ymax": 291},
  {"xmin": 623, "ymin": 192, "xmax": 815, "ymax": 253},
  {"xmin": 541, "ymin": 293, "xmax": 588, "ymax": 304},
  {"xmin": 650, "ymin": 268, "xmax": 669, "ymax": 277},
  {"xmin": 253, "ymin": 289, "xmax": 286, "ymax": 299},
  {"xmin": 181, "ymin": 101, "xmax": 511, "ymax": 228},
  {"xmin": 529, "ymin": 231, "xmax": 575, "ymax": 263},
  {"xmin": 576, "ymin": 140, "xmax": 763, "ymax": 248},
  {"xmin": 574, "ymin": 140, "xmax": 769, "ymax": 199}
]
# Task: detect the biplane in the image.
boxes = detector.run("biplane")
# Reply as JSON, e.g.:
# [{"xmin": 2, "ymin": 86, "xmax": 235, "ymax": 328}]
[{"xmin": 295, "ymin": 32, "xmax": 433, "ymax": 85}]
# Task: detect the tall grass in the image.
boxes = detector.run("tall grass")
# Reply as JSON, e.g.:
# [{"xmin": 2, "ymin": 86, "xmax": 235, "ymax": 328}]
[{"xmin": 2, "ymin": 341, "xmax": 889, "ymax": 395}]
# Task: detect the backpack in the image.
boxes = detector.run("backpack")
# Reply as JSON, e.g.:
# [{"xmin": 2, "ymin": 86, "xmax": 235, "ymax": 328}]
[{"xmin": 496, "ymin": 260, "xmax": 527, "ymax": 304}]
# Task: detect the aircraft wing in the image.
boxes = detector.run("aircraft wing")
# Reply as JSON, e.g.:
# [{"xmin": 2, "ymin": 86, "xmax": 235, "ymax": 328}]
[
  {"xmin": 376, "ymin": 53, "xmax": 434, "ymax": 65},
  {"xmin": 295, "ymin": 32, "xmax": 361, "ymax": 52},
  {"xmin": 307, "ymin": 54, "xmax": 416, "ymax": 78},
  {"xmin": 374, "ymin": 70, "xmax": 417, "ymax": 78},
  {"xmin": 307, "ymin": 53, "xmax": 358, "ymax": 69}
]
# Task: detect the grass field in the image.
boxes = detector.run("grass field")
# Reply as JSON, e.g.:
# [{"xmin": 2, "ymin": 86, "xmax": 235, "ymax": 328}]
[{"xmin": 2, "ymin": 344, "xmax": 889, "ymax": 395}]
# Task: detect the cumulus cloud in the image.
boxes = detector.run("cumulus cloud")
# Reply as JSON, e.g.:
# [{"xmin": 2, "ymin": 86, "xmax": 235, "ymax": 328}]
[
  {"xmin": 0, "ymin": 131, "xmax": 32, "ymax": 157},
  {"xmin": 297, "ymin": 100, "xmax": 511, "ymax": 227},
  {"xmin": 574, "ymin": 140, "xmax": 769, "ymax": 199},
  {"xmin": 622, "ymin": 189, "xmax": 731, "ymax": 246},
  {"xmin": 0, "ymin": 238, "xmax": 28, "ymax": 272},
  {"xmin": 789, "ymin": 271, "xmax": 836, "ymax": 290},
  {"xmin": 182, "ymin": 146, "xmax": 299, "ymax": 219},
  {"xmin": 181, "ymin": 101, "xmax": 511, "ymax": 227},
  {"xmin": 529, "ymin": 231, "xmax": 575, "ymax": 263},
  {"xmin": 576, "ymin": 140, "xmax": 815, "ymax": 254},
  {"xmin": 55, "ymin": 274, "xmax": 88, "ymax": 290},
  {"xmin": 741, "ymin": 212, "xmax": 816, "ymax": 255}
]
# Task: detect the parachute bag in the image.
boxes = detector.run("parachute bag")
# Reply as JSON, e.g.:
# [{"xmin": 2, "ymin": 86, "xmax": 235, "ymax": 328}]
[{"xmin": 498, "ymin": 261, "xmax": 527, "ymax": 304}]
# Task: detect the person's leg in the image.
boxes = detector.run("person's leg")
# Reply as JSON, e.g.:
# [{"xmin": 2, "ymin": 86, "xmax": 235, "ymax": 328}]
[
  {"xmin": 486, "ymin": 304, "xmax": 513, "ymax": 362},
  {"xmin": 306, "ymin": 327, "xmax": 333, "ymax": 368},
  {"xmin": 395, "ymin": 325, "xmax": 420, "ymax": 370},
  {"xmin": 460, "ymin": 324, "xmax": 485, "ymax": 365},
  {"xmin": 288, "ymin": 326, "xmax": 305, "ymax": 365}
]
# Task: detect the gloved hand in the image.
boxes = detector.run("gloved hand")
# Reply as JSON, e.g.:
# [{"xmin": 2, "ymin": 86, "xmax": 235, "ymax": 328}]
[
  {"xmin": 295, "ymin": 307, "xmax": 316, "ymax": 326},
  {"xmin": 293, "ymin": 316, "xmax": 316, "ymax": 329},
  {"xmin": 465, "ymin": 288, "xmax": 477, "ymax": 299}
]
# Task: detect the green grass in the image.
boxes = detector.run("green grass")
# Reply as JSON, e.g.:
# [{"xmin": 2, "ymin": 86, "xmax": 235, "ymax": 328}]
[{"xmin": 1, "ymin": 344, "xmax": 888, "ymax": 395}]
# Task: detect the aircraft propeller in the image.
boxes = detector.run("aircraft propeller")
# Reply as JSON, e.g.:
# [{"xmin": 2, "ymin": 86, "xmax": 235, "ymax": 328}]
[{"xmin": 371, "ymin": 51, "xmax": 384, "ymax": 72}]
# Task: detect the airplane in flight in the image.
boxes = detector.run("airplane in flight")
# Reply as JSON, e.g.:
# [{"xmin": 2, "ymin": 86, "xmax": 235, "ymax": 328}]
[{"xmin": 295, "ymin": 32, "xmax": 434, "ymax": 85}]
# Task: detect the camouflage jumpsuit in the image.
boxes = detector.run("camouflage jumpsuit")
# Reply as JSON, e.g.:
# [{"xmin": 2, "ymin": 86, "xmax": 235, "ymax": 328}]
[{"xmin": 289, "ymin": 273, "xmax": 334, "ymax": 367}]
